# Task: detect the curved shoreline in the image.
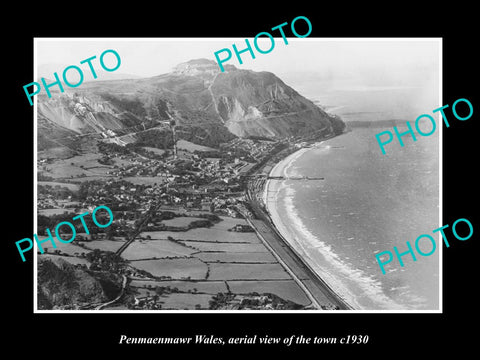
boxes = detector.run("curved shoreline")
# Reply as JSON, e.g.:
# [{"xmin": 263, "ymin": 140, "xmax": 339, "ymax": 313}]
[
  {"xmin": 265, "ymin": 145, "xmax": 355, "ymax": 309},
  {"xmin": 247, "ymin": 142, "xmax": 354, "ymax": 310}
]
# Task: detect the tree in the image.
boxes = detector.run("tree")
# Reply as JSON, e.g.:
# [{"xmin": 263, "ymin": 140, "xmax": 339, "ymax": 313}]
[
  {"xmin": 155, "ymin": 287, "xmax": 165, "ymax": 296},
  {"xmin": 105, "ymin": 227, "xmax": 116, "ymax": 240}
]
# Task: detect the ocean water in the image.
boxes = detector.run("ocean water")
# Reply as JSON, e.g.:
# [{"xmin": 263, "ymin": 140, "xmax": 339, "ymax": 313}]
[{"xmin": 267, "ymin": 87, "xmax": 440, "ymax": 310}]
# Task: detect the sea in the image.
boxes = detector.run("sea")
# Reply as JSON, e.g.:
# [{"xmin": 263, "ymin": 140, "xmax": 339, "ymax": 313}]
[{"xmin": 266, "ymin": 84, "xmax": 440, "ymax": 310}]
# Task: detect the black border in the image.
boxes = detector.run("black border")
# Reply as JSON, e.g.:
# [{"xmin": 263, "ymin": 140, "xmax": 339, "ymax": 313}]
[{"xmin": 5, "ymin": 5, "xmax": 478, "ymax": 355}]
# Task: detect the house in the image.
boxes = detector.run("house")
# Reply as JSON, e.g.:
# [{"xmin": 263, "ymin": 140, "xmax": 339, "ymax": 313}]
[{"xmin": 227, "ymin": 207, "xmax": 239, "ymax": 218}]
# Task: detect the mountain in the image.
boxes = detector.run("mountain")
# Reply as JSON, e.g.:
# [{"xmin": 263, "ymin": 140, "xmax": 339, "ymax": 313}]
[{"xmin": 37, "ymin": 59, "xmax": 345, "ymax": 151}]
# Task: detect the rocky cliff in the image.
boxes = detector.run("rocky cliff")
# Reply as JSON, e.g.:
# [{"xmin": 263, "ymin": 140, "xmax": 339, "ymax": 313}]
[
  {"xmin": 37, "ymin": 59, "xmax": 345, "ymax": 150},
  {"xmin": 37, "ymin": 257, "xmax": 120, "ymax": 310}
]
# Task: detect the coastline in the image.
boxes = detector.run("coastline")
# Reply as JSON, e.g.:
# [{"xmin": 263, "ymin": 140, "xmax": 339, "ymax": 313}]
[{"xmin": 247, "ymin": 141, "xmax": 354, "ymax": 310}]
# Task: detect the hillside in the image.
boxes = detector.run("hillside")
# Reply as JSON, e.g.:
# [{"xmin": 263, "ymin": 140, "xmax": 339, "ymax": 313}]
[
  {"xmin": 37, "ymin": 59, "xmax": 345, "ymax": 150},
  {"xmin": 210, "ymin": 68, "xmax": 343, "ymax": 138},
  {"xmin": 37, "ymin": 257, "xmax": 121, "ymax": 310}
]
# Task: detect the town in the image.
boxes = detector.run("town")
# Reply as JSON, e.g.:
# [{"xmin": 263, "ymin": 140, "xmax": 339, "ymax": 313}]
[
  {"xmin": 36, "ymin": 127, "xmax": 340, "ymax": 311},
  {"xmin": 37, "ymin": 136, "xmax": 288, "ymax": 219}
]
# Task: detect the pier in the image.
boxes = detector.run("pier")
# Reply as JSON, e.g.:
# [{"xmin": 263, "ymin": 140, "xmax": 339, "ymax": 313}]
[{"xmin": 267, "ymin": 176, "xmax": 324, "ymax": 180}]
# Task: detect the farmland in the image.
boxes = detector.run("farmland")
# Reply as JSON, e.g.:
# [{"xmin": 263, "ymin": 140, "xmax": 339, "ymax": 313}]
[
  {"xmin": 36, "ymin": 134, "xmax": 328, "ymax": 310},
  {"xmin": 121, "ymin": 239, "xmax": 196, "ymax": 260},
  {"xmin": 36, "ymin": 210, "xmax": 313, "ymax": 310},
  {"xmin": 130, "ymin": 258, "xmax": 208, "ymax": 279}
]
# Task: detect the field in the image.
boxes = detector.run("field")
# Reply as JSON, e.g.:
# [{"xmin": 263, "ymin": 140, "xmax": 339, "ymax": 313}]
[
  {"xmin": 227, "ymin": 280, "xmax": 311, "ymax": 306},
  {"xmin": 195, "ymin": 251, "xmax": 276, "ymax": 263},
  {"xmin": 161, "ymin": 216, "xmax": 205, "ymax": 227},
  {"xmin": 176, "ymin": 139, "xmax": 215, "ymax": 152},
  {"xmin": 156, "ymin": 228, "xmax": 259, "ymax": 243},
  {"xmin": 39, "ymin": 254, "xmax": 91, "ymax": 267},
  {"xmin": 38, "ymin": 208, "xmax": 77, "ymax": 216},
  {"xmin": 129, "ymin": 280, "xmax": 228, "ymax": 294},
  {"xmin": 122, "ymin": 213, "xmax": 310, "ymax": 308},
  {"xmin": 121, "ymin": 239, "xmax": 196, "ymax": 260},
  {"xmin": 180, "ymin": 242, "xmax": 267, "ymax": 253},
  {"xmin": 130, "ymin": 289, "xmax": 213, "ymax": 309},
  {"xmin": 82, "ymin": 239, "xmax": 126, "ymax": 252},
  {"xmin": 38, "ymin": 181, "xmax": 80, "ymax": 191},
  {"xmin": 35, "ymin": 236, "xmax": 90, "ymax": 256},
  {"xmin": 139, "ymin": 216, "xmax": 260, "ymax": 243},
  {"xmin": 35, "ymin": 208, "xmax": 312, "ymax": 309},
  {"xmin": 142, "ymin": 146, "xmax": 166, "ymax": 156},
  {"xmin": 159, "ymin": 293, "xmax": 213, "ymax": 310},
  {"xmin": 211, "ymin": 216, "xmax": 250, "ymax": 230},
  {"xmin": 69, "ymin": 175, "xmax": 116, "ymax": 182},
  {"xmin": 104, "ymin": 304, "xmax": 129, "ymax": 310},
  {"xmin": 41, "ymin": 153, "xmax": 111, "ymax": 179},
  {"xmin": 130, "ymin": 258, "xmax": 208, "ymax": 279},
  {"xmin": 208, "ymin": 263, "xmax": 291, "ymax": 281}
]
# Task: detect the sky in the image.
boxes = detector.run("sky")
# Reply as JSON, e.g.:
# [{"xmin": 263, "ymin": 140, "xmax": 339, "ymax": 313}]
[{"xmin": 35, "ymin": 38, "xmax": 441, "ymax": 85}]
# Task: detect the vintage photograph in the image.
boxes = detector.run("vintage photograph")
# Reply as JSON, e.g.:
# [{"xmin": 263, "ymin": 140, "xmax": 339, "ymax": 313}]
[{"xmin": 34, "ymin": 38, "xmax": 441, "ymax": 311}]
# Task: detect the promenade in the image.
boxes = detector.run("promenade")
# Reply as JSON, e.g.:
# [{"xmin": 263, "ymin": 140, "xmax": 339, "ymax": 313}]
[{"xmin": 244, "ymin": 188, "xmax": 352, "ymax": 310}]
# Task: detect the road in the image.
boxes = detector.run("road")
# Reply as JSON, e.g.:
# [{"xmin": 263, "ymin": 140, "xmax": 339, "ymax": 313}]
[
  {"xmin": 242, "ymin": 215, "xmax": 321, "ymax": 309},
  {"xmin": 244, "ymin": 191, "xmax": 353, "ymax": 310},
  {"xmin": 115, "ymin": 201, "xmax": 162, "ymax": 256},
  {"xmin": 95, "ymin": 275, "xmax": 127, "ymax": 310}
]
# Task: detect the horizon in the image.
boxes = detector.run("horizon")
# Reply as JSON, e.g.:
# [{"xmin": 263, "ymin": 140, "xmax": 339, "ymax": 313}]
[{"xmin": 35, "ymin": 38, "xmax": 441, "ymax": 87}]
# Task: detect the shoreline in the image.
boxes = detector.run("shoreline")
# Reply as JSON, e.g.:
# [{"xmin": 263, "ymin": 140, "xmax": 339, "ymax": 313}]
[{"xmin": 247, "ymin": 140, "xmax": 354, "ymax": 310}]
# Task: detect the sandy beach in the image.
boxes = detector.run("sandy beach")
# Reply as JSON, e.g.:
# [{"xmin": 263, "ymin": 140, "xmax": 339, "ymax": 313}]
[{"xmin": 256, "ymin": 143, "xmax": 354, "ymax": 310}]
